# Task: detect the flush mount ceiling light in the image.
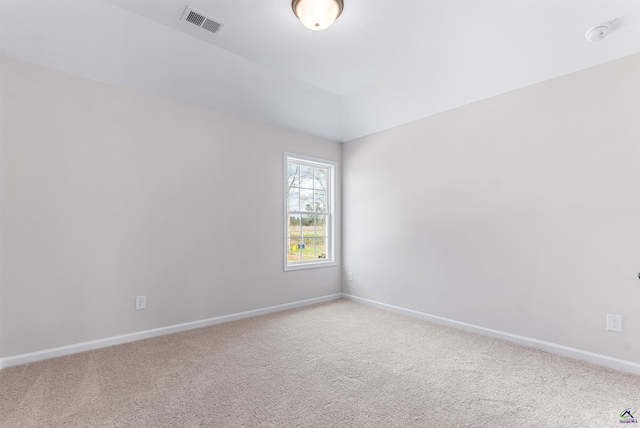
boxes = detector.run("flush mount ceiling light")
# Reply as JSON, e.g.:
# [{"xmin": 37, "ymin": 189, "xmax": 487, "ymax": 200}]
[
  {"xmin": 585, "ymin": 18, "xmax": 617, "ymax": 42},
  {"xmin": 292, "ymin": 0, "xmax": 344, "ymax": 31}
]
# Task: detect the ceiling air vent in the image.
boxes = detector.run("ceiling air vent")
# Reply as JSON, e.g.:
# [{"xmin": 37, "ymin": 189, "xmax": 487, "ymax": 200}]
[{"xmin": 181, "ymin": 6, "xmax": 225, "ymax": 35}]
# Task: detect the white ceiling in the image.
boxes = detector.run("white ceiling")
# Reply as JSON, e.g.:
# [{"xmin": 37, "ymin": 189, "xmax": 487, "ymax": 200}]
[{"xmin": 2, "ymin": 0, "xmax": 640, "ymax": 142}]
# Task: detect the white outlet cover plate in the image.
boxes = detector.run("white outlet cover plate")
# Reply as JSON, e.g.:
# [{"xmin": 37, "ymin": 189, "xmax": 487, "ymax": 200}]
[
  {"xmin": 136, "ymin": 296, "xmax": 146, "ymax": 310},
  {"xmin": 606, "ymin": 314, "xmax": 622, "ymax": 332}
]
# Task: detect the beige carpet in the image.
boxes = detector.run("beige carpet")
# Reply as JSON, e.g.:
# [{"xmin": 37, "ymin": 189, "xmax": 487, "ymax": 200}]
[{"xmin": 1, "ymin": 299, "xmax": 638, "ymax": 427}]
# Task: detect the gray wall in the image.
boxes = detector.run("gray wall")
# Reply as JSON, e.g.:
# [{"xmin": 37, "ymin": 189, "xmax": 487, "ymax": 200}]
[
  {"xmin": 2, "ymin": 52, "xmax": 639, "ymax": 364},
  {"xmin": 0, "ymin": 56, "xmax": 341, "ymax": 357},
  {"xmin": 343, "ymin": 53, "xmax": 640, "ymax": 363}
]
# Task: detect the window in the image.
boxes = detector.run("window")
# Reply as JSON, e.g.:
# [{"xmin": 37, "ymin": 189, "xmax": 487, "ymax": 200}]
[{"xmin": 284, "ymin": 153, "xmax": 336, "ymax": 271}]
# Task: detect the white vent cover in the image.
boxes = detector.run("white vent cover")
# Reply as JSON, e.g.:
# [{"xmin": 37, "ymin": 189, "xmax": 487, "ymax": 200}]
[{"xmin": 181, "ymin": 6, "xmax": 225, "ymax": 35}]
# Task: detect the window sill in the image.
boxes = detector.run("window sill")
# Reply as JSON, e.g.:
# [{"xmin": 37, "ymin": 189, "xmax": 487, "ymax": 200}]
[{"xmin": 284, "ymin": 261, "xmax": 337, "ymax": 272}]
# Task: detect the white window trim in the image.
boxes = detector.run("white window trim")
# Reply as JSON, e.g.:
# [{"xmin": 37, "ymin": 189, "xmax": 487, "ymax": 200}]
[{"xmin": 284, "ymin": 152, "xmax": 337, "ymax": 271}]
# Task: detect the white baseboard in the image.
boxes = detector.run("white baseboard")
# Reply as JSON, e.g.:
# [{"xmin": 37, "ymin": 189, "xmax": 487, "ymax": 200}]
[
  {"xmin": 342, "ymin": 293, "xmax": 640, "ymax": 376},
  {"xmin": 0, "ymin": 293, "xmax": 343, "ymax": 370}
]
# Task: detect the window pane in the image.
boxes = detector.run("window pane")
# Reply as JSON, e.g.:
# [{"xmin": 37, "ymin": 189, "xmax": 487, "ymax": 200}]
[
  {"xmin": 316, "ymin": 238, "xmax": 327, "ymax": 259},
  {"xmin": 288, "ymin": 238, "xmax": 302, "ymax": 262},
  {"xmin": 300, "ymin": 188, "xmax": 313, "ymax": 212},
  {"xmin": 315, "ymin": 216, "xmax": 327, "ymax": 237},
  {"xmin": 288, "ymin": 215, "xmax": 301, "ymax": 237},
  {"xmin": 314, "ymin": 168, "xmax": 327, "ymax": 191},
  {"xmin": 314, "ymin": 191, "xmax": 327, "ymax": 213},
  {"xmin": 301, "ymin": 215, "xmax": 315, "ymax": 238},
  {"xmin": 300, "ymin": 165, "xmax": 314, "ymax": 189},
  {"xmin": 287, "ymin": 163, "xmax": 299, "ymax": 187},
  {"xmin": 288, "ymin": 187, "xmax": 299, "ymax": 212},
  {"xmin": 301, "ymin": 237, "xmax": 315, "ymax": 260}
]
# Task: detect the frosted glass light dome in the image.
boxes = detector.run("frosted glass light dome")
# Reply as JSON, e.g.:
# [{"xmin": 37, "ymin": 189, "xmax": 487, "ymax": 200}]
[{"xmin": 292, "ymin": 0, "xmax": 344, "ymax": 31}]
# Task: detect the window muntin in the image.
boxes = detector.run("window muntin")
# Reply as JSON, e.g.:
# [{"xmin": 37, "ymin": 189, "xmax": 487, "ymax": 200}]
[{"xmin": 285, "ymin": 153, "xmax": 335, "ymax": 270}]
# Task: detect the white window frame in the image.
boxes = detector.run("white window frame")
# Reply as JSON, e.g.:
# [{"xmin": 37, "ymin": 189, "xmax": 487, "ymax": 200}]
[{"xmin": 284, "ymin": 152, "xmax": 337, "ymax": 271}]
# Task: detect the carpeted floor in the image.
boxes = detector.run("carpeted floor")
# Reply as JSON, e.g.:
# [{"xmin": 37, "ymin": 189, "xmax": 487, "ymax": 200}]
[{"xmin": 1, "ymin": 299, "xmax": 638, "ymax": 427}]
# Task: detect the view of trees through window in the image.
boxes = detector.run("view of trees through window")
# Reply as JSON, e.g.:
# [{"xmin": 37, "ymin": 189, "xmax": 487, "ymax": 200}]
[{"xmin": 287, "ymin": 161, "xmax": 329, "ymax": 262}]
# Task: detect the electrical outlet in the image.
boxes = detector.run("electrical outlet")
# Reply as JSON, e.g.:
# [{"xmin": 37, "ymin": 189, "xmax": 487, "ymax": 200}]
[
  {"xmin": 348, "ymin": 272, "xmax": 353, "ymax": 281},
  {"xmin": 135, "ymin": 295, "xmax": 146, "ymax": 310},
  {"xmin": 606, "ymin": 314, "xmax": 622, "ymax": 332}
]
